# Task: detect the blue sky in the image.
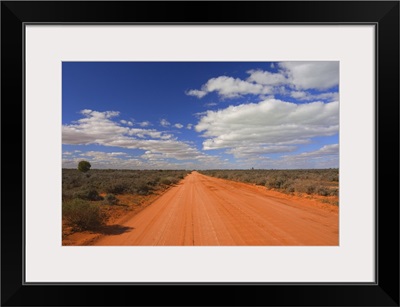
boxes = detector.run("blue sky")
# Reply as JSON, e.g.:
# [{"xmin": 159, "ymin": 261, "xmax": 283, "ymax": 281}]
[{"xmin": 62, "ymin": 62, "xmax": 339, "ymax": 169}]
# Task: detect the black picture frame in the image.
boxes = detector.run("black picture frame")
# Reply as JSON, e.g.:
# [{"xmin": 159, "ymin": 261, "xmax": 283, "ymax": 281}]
[{"xmin": 1, "ymin": 1, "xmax": 399, "ymax": 306}]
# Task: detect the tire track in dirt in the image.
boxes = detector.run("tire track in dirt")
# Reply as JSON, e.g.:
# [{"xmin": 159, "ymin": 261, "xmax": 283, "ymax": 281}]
[{"xmin": 93, "ymin": 172, "xmax": 338, "ymax": 246}]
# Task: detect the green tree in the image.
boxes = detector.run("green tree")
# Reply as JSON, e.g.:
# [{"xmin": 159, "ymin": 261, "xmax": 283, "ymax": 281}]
[{"xmin": 78, "ymin": 160, "xmax": 91, "ymax": 173}]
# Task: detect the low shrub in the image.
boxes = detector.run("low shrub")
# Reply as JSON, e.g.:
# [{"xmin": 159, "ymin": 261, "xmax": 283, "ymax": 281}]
[
  {"xmin": 255, "ymin": 179, "xmax": 266, "ymax": 186},
  {"xmin": 160, "ymin": 178, "xmax": 171, "ymax": 185},
  {"xmin": 315, "ymin": 186, "xmax": 330, "ymax": 196},
  {"xmin": 198, "ymin": 169, "xmax": 339, "ymax": 200},
  {"xmin": 73, "ymin": 188, "xmax": 103, "ymax": 201},
  {"xmin": 103, "ymin": 194, "xmax": 118, "ymax": 205},
  {"xmin": 62, "ymin": 169, "xmax": 189, "ymax": 199},
  {"xmin": 285, "ymin": 186, "xmax": 295, "ymax": 194},
  {"xmin": 303, "ymin": 184, "xmax": 315, "ymax": 195},
  {"xmin": 293, "ymin": 181, "xmax": 314, "ymax": 195},
  {"xmin": 62, "ymin": 199, "xmax": 106, "ymax": 231},
  {"xmin": 219, "ymin": 174, "xmax": 229, "ymax": 179},
  {"xmin": 104, "ymin": 183, "xmax": 129, "ymax": 195},
  {"xmin": 160, "ymin": 177, "xmax": 178, "ymax": 185},
  {"xmin": 329, "ymin": 188, "xmax": 339, "ymax": 196},
  {"xmin": 266, "ymin": 176, "xmax": 287, "ymax": 189},
  {"xmin": 137, "ymin": 183, "xmax": 152, "ymax": 195}
]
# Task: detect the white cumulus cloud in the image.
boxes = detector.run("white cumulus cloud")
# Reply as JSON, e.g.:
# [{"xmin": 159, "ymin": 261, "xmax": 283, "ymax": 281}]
[
  {"xmin": 186, "ymin": 89, "xmax": 207, "ymax": 98},
  {"xmin": 285, "ymin": 144, "xmax": 339, "ymax": 158},
  {"xmin": 279, "ymin": 61, "xmax": 339, "ymax": 90},
  {"xmin": 139, "ymin": 121, "xmax": 151, "ymax": 127},
  {"xmin": 227, "ymin": 145, "xmax": 297, "ymax": 159},
  {"xmin": 195, "ymin": 99, "xmax": 339, "ymax": 150},
  {"xmin": 62, "ymin": 150, "xmax": 145, "ymax": 169},
  {"xmin": 290, "ymin": 91, "xmax": 339, "ymax": 101},
  {"xmin": 186, "ymin": 61, "xmax": 339, "ymax": 101},
  {"xmin": 246, "ymin": 69, "xmax": 287, "ymax": 86},
  {"xmin": 278, "ymin": 144, "xmax": 339, "ymax": 169},
  {"xmin": 186, "ymin": 76, "xmax": 272, "ymax": 99},
  {"xmin": 160, "ymin": 119, "xmax": 170, "ymax": 127},
  {"xmin": 120, "ymin": 119, "xmax": 133, "ymax": 126},
  {"xmin": 62, "ymin": 110, "xmax": 224, "ymax": 166}
]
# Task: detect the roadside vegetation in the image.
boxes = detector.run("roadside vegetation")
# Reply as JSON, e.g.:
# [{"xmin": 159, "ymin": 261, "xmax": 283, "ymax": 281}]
[
  {"xmin": 62, "ymin": 166, "xmax": 190, "ymax": 233},
  {"xmin": 62, "ymin": 164, "xmax": 339, "ymax": 240},
  {"xmin": 198, "ymin": 169, "xmax": 339, "ymax": 205}
]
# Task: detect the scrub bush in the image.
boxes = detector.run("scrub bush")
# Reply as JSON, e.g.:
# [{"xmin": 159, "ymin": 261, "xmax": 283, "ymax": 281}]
[{"xmin": 63, "ymin": 199, "xmax": 105, "ymax": 231}]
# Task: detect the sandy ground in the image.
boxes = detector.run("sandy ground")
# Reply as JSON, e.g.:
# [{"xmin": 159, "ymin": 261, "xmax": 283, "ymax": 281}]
[{"xmin": 90, "ymin": 172, "xmax": 338, "ymax": 246}]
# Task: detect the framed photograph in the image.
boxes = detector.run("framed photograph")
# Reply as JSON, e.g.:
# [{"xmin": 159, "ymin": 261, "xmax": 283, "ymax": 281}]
[{"xmin": 2, "ymin": 1, "xmax": 399, "ymax": 306}]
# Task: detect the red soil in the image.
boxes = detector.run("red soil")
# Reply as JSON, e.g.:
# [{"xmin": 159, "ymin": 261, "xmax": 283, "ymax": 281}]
[{"xmin": 89, "ymin": 172, "xmax": 338, "ymax": 246}]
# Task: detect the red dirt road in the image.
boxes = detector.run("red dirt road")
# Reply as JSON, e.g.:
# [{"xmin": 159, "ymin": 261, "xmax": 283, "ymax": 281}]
[{"xmin": 94, "ymin": 172, "xmax": 338, "ymax": 246}]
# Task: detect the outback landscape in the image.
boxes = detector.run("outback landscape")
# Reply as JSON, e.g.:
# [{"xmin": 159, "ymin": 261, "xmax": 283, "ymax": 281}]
[
  {"xmin": 62, "ymin": 166, "xmax": 338, "ymax": 245},
  {"xmin": 62, "ymin": 61, "xmax": 339, "ymax": 246}
]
